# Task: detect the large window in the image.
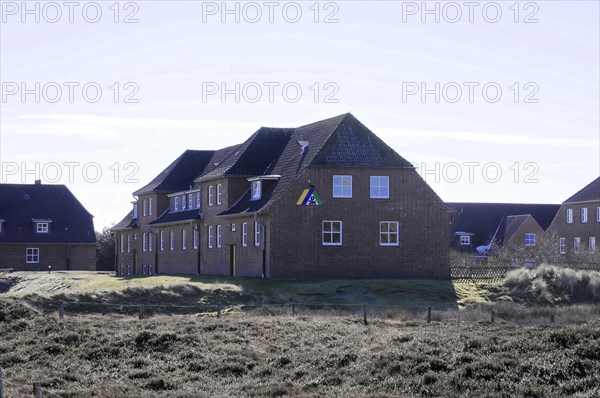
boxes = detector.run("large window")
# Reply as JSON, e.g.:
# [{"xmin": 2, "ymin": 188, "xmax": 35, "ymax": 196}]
[
  {"xmin": 370, "ymin": 176, "xmax": 390, "ymax": 199},
  {"xmin": 217, "ymin": 184, "xmax": 223, "ymax": 205},
  {"xmin": 581, "ymin": 207, "xmax": 588, "ymax": 223},
  {"xmin": 217, "ymin": 225, "xmax": 222, "ymax": 248},
  {"xmin": 559, "ymin": 238, "xmax": 566, "ymax": 254},
  {"xmin": 566, "ymin": 208, "xmax": 573, "ymax": 224},
  {"xmin": 380, "ymin": 221, "xmax": 399, "ymax": 246},
  {"xmin": 574, "ymin": 237, "xmax": 581, "ymax": 254},
  {"xmin": 182, "ymin": 229, "xmax": 187, "ymax": 250},
  {"xmin": 26, "ymin": 248, "xmax": 39, "ymax": 263},
  {"xmin": 251, "ymin": 181, "xmax": 262, "ymax": 201},
  {"xmin": 524, "ymin": 233, "xmax": 536, "ymax": 247},
  {"xmin": 242, "ymin": 222, "xmax": 248, "ymax": 247},
  {"xmin": 208, "ymin": 226, "xmax": 213, "ymax": 248},
  {"xmin": 333, "ymin": 175, "xmax": 352, "ymax": 198},
  {"xmin": 208, "ymin": 186, "xmax": 214, "ymax": 206},
  {"xmin": 590, "ymin": 237, "xmax": 596, "ymax": 254},
  {"xmin": 36, "ymin": 222, "xmax": 49, "ymax": 233},
  {"xmin": 322, "ymin": 221, "xmax": 342, "ymax": 246}
]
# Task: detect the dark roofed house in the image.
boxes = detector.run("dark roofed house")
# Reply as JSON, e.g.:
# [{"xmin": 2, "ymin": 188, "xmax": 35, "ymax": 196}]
[
  {"xmin": 0, "ymin": 181, "xmax": 96, "ymax": 271},
  {"xmin": 113, "ymin": 113, "xmax": 452, "ymax": 279}
]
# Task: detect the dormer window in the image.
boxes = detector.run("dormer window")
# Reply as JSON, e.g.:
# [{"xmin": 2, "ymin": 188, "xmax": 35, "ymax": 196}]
[
  {"xmin": 251, "ymin": 181, "xmax": 262, "ymax": 201},
  {"xmin": 36, "ymin": 222, "xmax": 49, "ymax": 233},
  {"xmin": 175, "ymin": 197, "xmax": 179, "ymax": 211},
  {"xmin": 132, "ymin": 202, "xmax": 138, "ymax": 219},
  {"xmin": 182, "ymin": 195, "xmax": 187, "ymax": 210}
]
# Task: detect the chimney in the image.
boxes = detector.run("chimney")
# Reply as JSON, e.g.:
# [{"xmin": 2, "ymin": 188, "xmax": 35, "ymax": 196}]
[{"xmin": 35, "ymin": 179, "xmax": 41, "ymax": 185}]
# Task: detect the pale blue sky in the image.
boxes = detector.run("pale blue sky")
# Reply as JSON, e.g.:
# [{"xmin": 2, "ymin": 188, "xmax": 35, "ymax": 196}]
[{"xmin": 1, "ymin": 0, "xmax": 599, "ymax": 230}]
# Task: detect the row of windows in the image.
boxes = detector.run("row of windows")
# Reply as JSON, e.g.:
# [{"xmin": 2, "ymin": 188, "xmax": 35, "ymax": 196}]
[
  {"xmin": 174, "ymin": 192, "xmax": 202, "ymax": 212},
  {"xmin": 559, "ymin": 237, "xmax": 596, "ymax": 254},
  {"xmin": 323, "ymin": 221, "xmax": 400, "ymax": 246},
  {"xmin": 332, "ymin": 175, "xmax": 390, "ymax": 199},
  {"xmin": 566, "ymin": 206, "xmax": 600, "ymax": 224}
]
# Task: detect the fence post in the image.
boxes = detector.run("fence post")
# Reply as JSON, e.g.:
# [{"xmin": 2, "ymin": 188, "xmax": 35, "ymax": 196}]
[
  {"xmin": 33, "ymin": 382, "xmax": 43, "ymax": 398},
  {"xmin": 550, "ymin": 315, "xmax": 555, "ymax": 324},
  {"xmin": 138, "ymin": 305, "xmax": 144, "ymax": 320},
  {"xmin": 0, "ymin": 366, "xmax": 4, "ymax": 398},
  {"xmin": 427, "ymin": 306, "xmax": 432, "ymax": 323},
  {"xmin": 363, "ymin": 304, "xmax": 367, "ymax": 325},
  {"xmin": 291, "ymin": 302, "xmax": 296, "ymax": 318},
  {"xmin": 58, "ymin": 301, "xmax": 64, "ymax": 320},
  {"xmin": 491, "ymin": 310, "xmax": 496, "ymax": 323},
  {"xmin": 217, "ymin": 303, "xmax": 222, "ymax": 320}
]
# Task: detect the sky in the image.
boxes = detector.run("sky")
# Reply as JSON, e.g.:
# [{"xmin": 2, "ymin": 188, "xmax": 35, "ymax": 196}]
[{"xmin": 1, "ymin": 0, "xmax": 599, "ymax": 231}]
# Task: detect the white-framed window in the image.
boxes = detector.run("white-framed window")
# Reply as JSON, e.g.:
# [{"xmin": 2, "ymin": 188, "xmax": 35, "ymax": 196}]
[
  {"xmin": 322, "ymin": 220, "xmax": 342, "ymax": 246},
  {"xmin": 574, "ymin": 237, "xmax": 581, "ymax": 254},
  {"xmin": 597, "ymin": 206, "xmax": 600, "ymax": 222},
  {"xmin": 182, "ymin": 195, "xmax": 187, "ymax": 210},
  {"xmin": 217, "ymin": 225, "xmax": 222, "ymax": 248},
  {"xmin": 559, "ymin": 238, "xmax": 566, "ymax": 254},
  {"xmin": 208, "ymin": 226, "xmax": 213, "ymax": 248},
  {"xmin": 566, "ymin": 208, "xmax": 573, "ymax": 224},
  {"xmin": 26, "ymin": 247, "xmax": 39, "ymax": 263},
  {"xmin": 370, "ymin": 176, "xmax": 390, "ymax": 199},
  {"xmin": 127, "ymin": 234, "xmax": 131, "ymax": 253},
  {"xmin": 333, "ymin": 175, "xmax": 352, "ymax": 198},
  {"xmin": 242, "ymin": 222, "xmax": 248, "ymax": 247},
  {"xmin": 149, "ymin": 233, "xmax": 153, "ymax": 252},
  {"xmin": 197, "ymin": 191, "xmax": 201, "ymax": 209},
  {"xmin": 193, "ymin": 229, "xmax": 199, "ymax": 250},
  {"xmin": 142, "ymin": 233, "xmax": 147, "ymax": 252},
  {"xmin": 132, "ymin": 202, "xmax": 138, "ymax": 219},
  {"xmin": 524, "ymin": 233, "xmax": 536, "ymax": 247},
  {"xmin": 120, "ymin": 235, "xmax": 124, "ymax": 253},
  {"xmin": 380, "ymin": 221, "xmax": 399, "ymax": 246},
  {"xmin": 254, "ymin": 222, "xmax": 261, "ymax": 246},
  {"xmin": 188, "ymin": 194, "xmax": 193, "ymax": 209},
  {"xmin": 182, "ymin": 229, "xmax": 187, "ymax": 250},
  {"xmin": 36, "ymin": 222, "xmax": 49, "ymax": 233},
  {"xmin": 217, "ymin": 184, "xmax": 222, "ymax": 205},
  {"xmin": 209, "ymin": 186, "xmax": 214, "ymax": 206},
  {"xmin": 170, "ymin": 230, "xmax": 175, "ymax": 251},
  {"xmin": 160, "ymin": 231, "xmax": 164, "ymax": 251},
  {"xmin": 251, "ymin": 181, "xmax": 262, "ymax": 201},
  {"xmin": 175, "ymin": 197, "xmax": 179, "ymax": 211},
  {"xmin": 590, "ymin": 237, "xmax": 596, "ymax": 254},
  {"xmin": 149, "ymin": 198, "xmax": 153, "ymax": 216},
  {"xmin": 459, "ymin": 235, "xmax": 471, "ymax": 246},
  {"xmin": 581, "ymin": 207, "xmax": 588, "ymax": 223},
  {"xmin": 143, "ymin": 199, "xmax": 147, "ymax": 217}
]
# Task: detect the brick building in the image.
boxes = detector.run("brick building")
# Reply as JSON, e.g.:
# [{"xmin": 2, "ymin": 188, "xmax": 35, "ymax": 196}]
[
  {"xmin": 0, "ymin": 182, "xmax": 96, "ymax": 271},
  {"xmin": 113, "ymin": 113, "xmax": 451, "ymax": 279}
]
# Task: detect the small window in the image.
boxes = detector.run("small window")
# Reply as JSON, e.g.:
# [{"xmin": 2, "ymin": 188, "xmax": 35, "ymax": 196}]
[
  {"xmin": 231, "ymin": 223, "xmax": 236, "ymax": 232},
  {"xmin": 208, "ymin": 226, "xmax": 213, "ymax": 248},
  {"xmin": 143, "ymin": 199, "xmax": 147, "ymax": 217},
  {"xmin": 590, "ymin": 237, "xmax": 596, "ymax": 254},
  {"xmin": 120, "ymin": 235, "xmax": 124, "ymax": 253},
  {"xmin": 370, "ymin": 176, "xmax": 390, "ymax": 199},
  {"xmin": 322, "ymin": 221, "xmax": 342, "ymax": 246},
  {"xmin": 242, "ymin": 223, "xmax": 248, "ymax": 247},
  {"xmin": 333, "ymin": 175, "xmax": 352, "ymax": 198},
  {"xmin": 127, "ymin": 234, "xmax": 131, "ymax": 253},
  {"xmin": 566, "ymin": 208, "xmax": 573, "ymax": 224},
  {"xmin": 597, "ymin": 206, "xmax": 600, "ymax": 222},
  {"xmin": 524, "ymin": 233, "xmax": 536, "ymax": 247},
  {"xmin": 559, "ymin": 238, "xmax": 566, "ymax": 254},
  {"xmin": 254, "ymin": 222, "xmax": 261, "ymax": 246},
  {"xmin": 182, "ymin": 229, "xmax": 187, "ymax": 250},
  {"xmin": 143, "ymin": 233, "xmax": 147, "ymax": 252},
  {"xmin": 380, "ymin": 221, "xmax": 399, "ymax": 246},
  {"xmin": 175, "ymin": 197, "xmax": 179, "ymax": 211},
  {"xmin": 459, "ymin": 235, "xmax": 471, "ymax": 246},
  {"xmin": 188, "ymin": 194, "xmax": 193, "ymax": 209},
  {"xmin": 574, "ymin": 237, "xmax": 581, "ymax": 254},
  {"xmin": 217, "ymin": 225, "xmax": 222, "ymax": 248},
  {"xmin": 132, "ymin": 202, "xmax": 138, "ymax": 218},
  {"xmin": 160, "ymin": 231, "xmax": 164, "ymax": 251},
  {"xmin": 217, "ymin": 184, "xmax": 223, "ymax": 205},
  {"xmin": 149, "ymin": 233, "xmax": 153, "ymax": 252},
  {"xmin": 197, "ymin": 191, "xmax": 201, "ymax": 209},
  {"xmin": 170, "ymin": 230, "xmax": 175, "ymax": 251},
  {"xmin": 26, "ymin": 247, "xmax": 39, "ymax": 263},
  {"xmin": 209, "ymin": 186, "xmax": 214, "ymax": 206},
  {"xmin": 251, "ymin": 181, "xmax": 262, "ymax": 201},
  {"xmin": 182, "ymin": 195, "xmax": 187, "ymax": 210},
  {"xmin": 193, "ymin": 230, "xmax": 199, "ymax": 250},
  {"xmin": 149, "ymin": 198, "xmax": 153, "ymax": 216},
  {"xmin": 581, "ymin": 207, "xmax": 588, "ymax": 223},
  {"xmin": 36, "ymin": 222, "xmax": 49, "ymax": 233}
]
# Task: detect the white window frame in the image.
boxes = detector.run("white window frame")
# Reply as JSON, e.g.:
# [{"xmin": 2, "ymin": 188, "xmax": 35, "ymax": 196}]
[
  {"xmin": 188, "ymin": 194, "xmax": 193, "ymax": 209},
  {"xmin": 231, "ymin": 223, "xmax": 236, "ymax": 232},
  {"xmin": 175, "ymin": 197, "xmax": 179, "ymax": 211},
  {"xmin": 370, "ymin": 176, "xmax": 390, "ymax": 199},
  {"xmin": 208, "ymin": 226, "xmax": 213, "ymax": 248},
  {"xmin": 380, "ymin": 221, "xmax": 400, "ymax": 246},
  {"xmin": 36, "ymin": 222, "xmax": 49, "ymax": 233},
  {"xmin": 566, "ymin": 208, "xmax": 573, "ymax": 224},
  {"xmin": 574, "ymin": 237, "xmax": 581, "ymax": 254},
  {"xmin": 254, "ymin": 222, "xmax": 261, "ymax": 247},
  {"xmin": 127, "ymin": 234, "xmax": 131, "ymax": 253},
  {"xmin": 170, "ymin": 230, "xmax": 175, "ymax": 251},
  {"xmin": 193, "ymin": 229, "xmax": 199, "ymax": 250},
  {"xmin": 142, "ymin": 199, "xmax": 147, "ymax": 217},
  {"xmin": 459, "ymin": 235, "xmax": 471, "ymax": 246},
  {"xmin": 149, "ymin": 233, "xmax": 153, "ymax": 252},
  {"xmin": 217, "ymin": 225, "xmax": 222, "ymax": 248},
  {"xmin": 160, "ymin": 231, "xmax": 164, "ymax": 251},
  {"xmin": 251, "ymin": 181, "xmax": 262, "ymax": 201},
  {"xmin": 182, "ymin": 195, "xmax": 187, "ymax": 210},
  {"xmin": 524, "ymin": 233, "xmax": 536, "ymax": 247},
  {"xmin": 322, "ymin": 220, "xmax": 342, "ymax": 246},
  {"xmin": 120, "ymin": 235, "xmax": 124, "ymax": 253},
  {"xmin": 559, "ymin": 238, "xmax": 566, "ymax": 254},
  {"xmin": 208, "ymin": 186, "xmax": 214, "ymax": 206},
  {"xmin": 242, "ymin": 222, "xmax": 248, "ymax": 247},
  {"xmin": 182, "ymin": 229, "xmax": 187, "ymax": 250},
  {"xmin": 597, "ymin": 206, "xmax": 600, "ymax": 222},
  {"xmin": 149, "ymin": 198, "xmax": 153, "ymax": 216},
  {"xmin": 217, "ymin": 184, "xmax": 223, "ymax": 205},
  {"xmin": 197, "ymin": 191, "xmax": 201, "ymax": 209},
  {"xmin": 589, "ymin": 237, "xmax": 596, "ymax": 254},
  {"xmin": 581, "ymin": 207, "xmax": 588, "ymax": 223},
  {"xmin": 132, "ymin": 202, "xmax": 138, "ymax": 219},
  {"xmin": 26, "ymin": 247, "xmax": 39, "ymax": 263},
  {"xmin": 333, "ymin": 175, "xmax": 352, "ymax": 198},
  {"xmin": 142, "ymin": 233, "xmax": 147, "ymax": 252}
]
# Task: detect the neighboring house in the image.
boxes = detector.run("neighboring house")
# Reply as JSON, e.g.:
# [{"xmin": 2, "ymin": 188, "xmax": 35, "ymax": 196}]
[
  {"xmin": 113, "ymin": 113, "xmax": 452, "ymax": 279},
  {"xmin": 546, "ymin": 177, "xmax": 600, "ymax": 261},
  {"xmin": 0, "ymin": 181, "xmax": 96, "ymax": 271},
  {"xmin": 448, "ymin": 203, "xmax": 560, "ymax": 255}
]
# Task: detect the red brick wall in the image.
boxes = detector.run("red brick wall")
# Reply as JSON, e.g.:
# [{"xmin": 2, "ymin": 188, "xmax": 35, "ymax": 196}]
[{"xmin": 0, "ymin": 243, "xmax": 96, "ymax": 271}]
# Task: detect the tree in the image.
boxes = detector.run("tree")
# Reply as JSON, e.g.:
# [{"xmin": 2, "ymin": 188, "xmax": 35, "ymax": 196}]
[{"xmin": 96, "ymin": 227, "xmax": 115, "ymax": 271}]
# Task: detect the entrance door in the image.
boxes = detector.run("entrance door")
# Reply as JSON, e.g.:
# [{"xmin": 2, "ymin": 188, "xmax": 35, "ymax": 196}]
[{"xmin": 230, "ymin": 245, "xmax": 236, "ymax": 277}]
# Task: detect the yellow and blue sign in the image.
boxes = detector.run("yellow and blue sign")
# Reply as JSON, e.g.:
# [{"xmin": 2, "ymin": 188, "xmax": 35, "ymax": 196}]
[{"xmin": 296, "ymin": 189, "xmax": 323, "ymax": 206}]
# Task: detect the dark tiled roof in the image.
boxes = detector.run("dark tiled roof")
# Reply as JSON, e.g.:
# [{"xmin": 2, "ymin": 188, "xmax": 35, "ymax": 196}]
[
  {"xmin": 564, "ymin": 177, "xmax": 600, "ymax": 203},
  {"xmin": 218, "ymin": 180, "xmax": 279, "ymax": 217},
  {"xmin": 0, "ymin": 184, "xmax": 95, "ymax": 243},
  {"xmin": 112, "ymin": 210, "xmax": 137, "ymax": 231},
  {"xmin": 133, "ymin": 150, "xmax": 215, "ymax": 196},
  {"xmin": 503, "ymin": 214, "xmax": 531, "ymax": 243},
  {"xmin": 194, "ymin": 145, "xmax": 242, "ymax": 183},
  {"xmin": 150, "ymin": 209, "xmax": 202, "ymax": 225},
  {"xmin": 448, "ymin": 203, "xmax": 560, "ymax": 248}
]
